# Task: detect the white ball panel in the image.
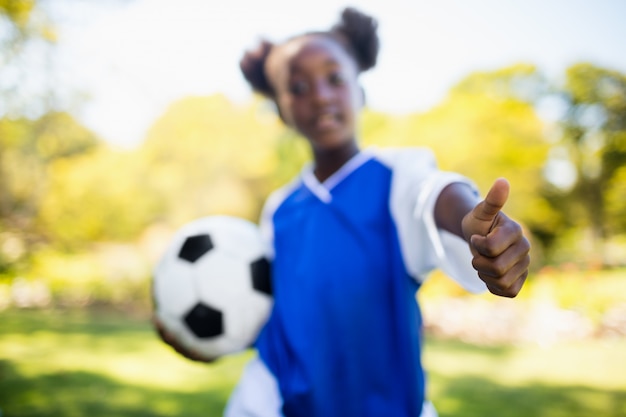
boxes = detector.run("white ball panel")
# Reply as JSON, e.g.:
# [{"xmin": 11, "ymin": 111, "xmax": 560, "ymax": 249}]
[
  {"xmin": 194, "ymin": 253, "xmax": 251, "ymax": 311},
  {"xmin": 154, "ymin": 259, "xmax": 198, "ymax": 317},
  {"xmin": 223, "ymin": 290, "xmax": 273, "ymax": 344}
]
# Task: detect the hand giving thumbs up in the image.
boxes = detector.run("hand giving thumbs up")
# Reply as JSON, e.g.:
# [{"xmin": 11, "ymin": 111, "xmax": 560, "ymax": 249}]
[{"xmin": 461, "ymin": 178, "xmax": 530, "ymax": 297}]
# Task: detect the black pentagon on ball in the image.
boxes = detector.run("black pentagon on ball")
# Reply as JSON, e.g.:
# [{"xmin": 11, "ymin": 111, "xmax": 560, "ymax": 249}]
[
  {"xmin": 250, "ymin": 257, "xmax": 272, "ymax": 296},
  {"xmin": 184, "ymin": 302, "xmax": 223, "ymax": 338},
  {"xmin": 178, "ymin": 234, "xmax": 214, "ymax": 263}
]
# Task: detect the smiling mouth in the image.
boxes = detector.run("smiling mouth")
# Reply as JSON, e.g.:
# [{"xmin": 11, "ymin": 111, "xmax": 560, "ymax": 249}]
[{"xmin": 314, "ymin": 113, "xmax": 341, "ymax": 131}]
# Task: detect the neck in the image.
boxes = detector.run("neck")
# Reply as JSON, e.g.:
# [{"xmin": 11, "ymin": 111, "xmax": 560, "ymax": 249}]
[{"xmin": 312, "ymin": 140, "xmax": 360, "ymax": 183}]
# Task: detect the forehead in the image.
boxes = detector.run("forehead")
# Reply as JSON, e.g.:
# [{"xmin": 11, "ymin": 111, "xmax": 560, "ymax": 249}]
[{"xmin": 265, "ymin": 35, "xmax": 357, "ymax": 85}]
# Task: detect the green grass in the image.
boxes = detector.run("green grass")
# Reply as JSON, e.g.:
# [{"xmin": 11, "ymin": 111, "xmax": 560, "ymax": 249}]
[
  {"xmin": 1, "ymin": 309, "xmax": 625, "ymax": 417},
  {"xmin": 424, "ymin": 338, "xmax": 626, "ymax": 417}
]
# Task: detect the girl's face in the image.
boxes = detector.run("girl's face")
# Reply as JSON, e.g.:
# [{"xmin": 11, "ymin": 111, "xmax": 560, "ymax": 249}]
[{"xmin": 266, "ymin": 35, "xmax": 363, "ymax": 152}]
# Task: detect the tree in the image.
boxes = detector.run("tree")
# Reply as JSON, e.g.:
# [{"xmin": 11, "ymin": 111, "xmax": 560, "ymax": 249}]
[
  {"xmin": 37, "ymin": 145, "xmax": 162, "ymax": 247},
  {"xmin": 139, "ymin": 94, "xmax": 294, "ymax": 227},
  {"xmin": 1, "ymin": 0, "xmax": 57, "ymax": 117},
  {"xmin": 0, "ymin": 111, "xmax": 99, "ymax": 271},
  {"xmin": 546, "ymin": 63, "xmax": 626, "ymax": 262}
]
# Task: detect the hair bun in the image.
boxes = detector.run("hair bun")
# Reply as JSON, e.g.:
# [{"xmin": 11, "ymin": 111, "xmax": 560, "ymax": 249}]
[
  {"xmin": 239, "ymin": 40, "xmax": 275, "ymax": 97},
  {"xmin": 332, "ymin": 7, "xmax": 380, "ymax": 72}
]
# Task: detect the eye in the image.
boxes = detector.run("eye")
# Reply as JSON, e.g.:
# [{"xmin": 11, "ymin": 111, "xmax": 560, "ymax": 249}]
[
  {"xmin": 289, "ymin": 80, "xmax": 309, "ymax": 96},
  {"xmin": 328, "ymin": 72, "xmax": 344, "ymax": 86}
]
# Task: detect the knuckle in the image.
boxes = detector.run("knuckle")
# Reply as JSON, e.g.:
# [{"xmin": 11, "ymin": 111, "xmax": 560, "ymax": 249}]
[
  {"xmin": 511, "ymin": 220, "xmax": 523, "ymax": 235},
  {"xmin": 479, "ymin": 240, "xmax": 499, "ymax": 257},
  {"xmin": 491, "ymin": 259, "xmax": 509, "ymax": 277},
  {"xmin": 486, "ymin": 282, "xmax": 516, "ymax": 298},
  {"xmin": 471, "ymin": 256, "xmax": 481, "ymax": 271},
  {"xmin": 523, "ymin": 238, "xmax": 531, "ymax": 254},
  {"xmin": 487, "ymin": 271, "xmax": 527, "ymax": 298}
]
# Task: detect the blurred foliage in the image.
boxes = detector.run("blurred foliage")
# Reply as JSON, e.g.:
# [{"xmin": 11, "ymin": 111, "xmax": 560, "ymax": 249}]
[
  {"xmin": 0, "ymin": 0, "xmax": 36, "ymax": 28},
  {"xmin": 39, "ymin": 146, "xmax": 161, "ymax": 246},
  {"xmin": 0, "ymin": 112, "xmax": 99, "ymax": 273},
  {"xmin": 0, "ymin": 0, "xmax": 57, "ymax": 117},
  {"xmin": 543, "ymin": 64, "xmax": 626, "ymax": 261},
  {"xmin": 139, "ymin": 95, "xmax": 298, "ymax": 226}
]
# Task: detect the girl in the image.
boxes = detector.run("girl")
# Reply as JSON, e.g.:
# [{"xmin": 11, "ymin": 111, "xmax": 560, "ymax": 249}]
[{"xmin": 158, "ymin": 7, "xmax": 530, "ymax": 417}]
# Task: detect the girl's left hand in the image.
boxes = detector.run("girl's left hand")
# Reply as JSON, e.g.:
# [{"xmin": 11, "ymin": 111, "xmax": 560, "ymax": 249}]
[
  {"xmin": 153, "ymin": 315, "xmax": 217, "ymax": 363},
  {"xmin": 461, "ymin": 178, "xmax": 531, "ymax": 297}
]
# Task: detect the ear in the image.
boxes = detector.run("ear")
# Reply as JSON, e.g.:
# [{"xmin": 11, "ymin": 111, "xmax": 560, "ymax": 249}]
[
  {"xmin": 272, "ymin": 98, "xmax": 293, "ymax": 127},
  {"xmin": 274, "ymin": 100, "xmax": 288, "ymax": 125}
]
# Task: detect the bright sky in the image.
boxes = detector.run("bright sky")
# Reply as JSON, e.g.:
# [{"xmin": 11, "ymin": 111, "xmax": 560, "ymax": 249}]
[{"xmin": 52, "ymin": 0, "xmax": 626, "ymax": 148}]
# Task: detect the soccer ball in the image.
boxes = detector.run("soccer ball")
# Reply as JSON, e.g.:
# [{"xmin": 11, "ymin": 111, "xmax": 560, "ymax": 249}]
[{"xmin": 153, "ymin": 216, "xmax": 272, "ymax": 360}]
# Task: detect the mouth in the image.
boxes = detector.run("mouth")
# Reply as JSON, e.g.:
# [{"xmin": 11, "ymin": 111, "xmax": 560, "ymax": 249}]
[{"xmin": 313, "ymin": 112, "xmax": 342, "ymax": 131}]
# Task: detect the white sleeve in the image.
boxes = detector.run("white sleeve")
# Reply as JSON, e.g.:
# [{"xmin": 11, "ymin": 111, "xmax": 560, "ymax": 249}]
[
  {"xmin": 375, "ymin": 147, "xmax": 487, "ymax": 294},
  {"xmin": 258, "ymin": 179, "xmax": 301, "ymax": 261},
  {"xmin": 224, "ymin": 357, "xmax": 283, "ymax": 417},
  {"xmin": 412, "ymin": 171, "xmax": 487, "ymax": 293},
  {"xmin": 259, "ymin": 195, "xmax": 278, "ymax": 261}
]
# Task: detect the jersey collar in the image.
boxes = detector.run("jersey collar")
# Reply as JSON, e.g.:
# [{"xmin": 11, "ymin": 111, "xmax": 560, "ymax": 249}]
[{"xmin": 302, "ymin": 149, "xmax": 374, "ymax": 203}]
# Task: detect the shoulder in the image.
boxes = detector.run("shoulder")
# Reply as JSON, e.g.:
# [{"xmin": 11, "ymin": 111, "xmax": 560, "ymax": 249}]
[
  {"xmin": 365, "ymin": 147, "xmax": 441, "ymax": 191},
  {"xmin": 367, "ymin": 146, "xmax": 476, "ymax": 220},
  {"xmin": 368, "ymin": 146, "xmax": 438, "ymax": 176},
  {"xmin": 258, "ymin": 177, "xmax": 303, "ymax": 258},
  {"xmin": 261, "ymin": 178, "xmax": 302, "ymax": 220}
]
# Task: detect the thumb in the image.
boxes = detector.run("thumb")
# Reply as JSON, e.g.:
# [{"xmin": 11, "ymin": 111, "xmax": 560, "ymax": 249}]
[{"xmin": 464, "ymin": 178, "xmax": 510, "ymax": 238}]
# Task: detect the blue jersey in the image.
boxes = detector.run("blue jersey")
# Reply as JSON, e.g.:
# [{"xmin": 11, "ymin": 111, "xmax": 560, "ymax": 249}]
[{"xmin": 254, "ymin": 148, "xmax": 484, "ymax": 417}]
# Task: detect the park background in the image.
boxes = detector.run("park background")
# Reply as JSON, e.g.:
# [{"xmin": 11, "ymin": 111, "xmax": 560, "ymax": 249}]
[{"xmin": 1, "ymin": 0, "xmax": 625, "ymax": 416}]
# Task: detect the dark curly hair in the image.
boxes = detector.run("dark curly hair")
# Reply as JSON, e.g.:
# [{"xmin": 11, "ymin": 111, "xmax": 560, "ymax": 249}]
[{"xmin": 239, "ymin": 7, "xmax": 380, "ymax": 98}]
